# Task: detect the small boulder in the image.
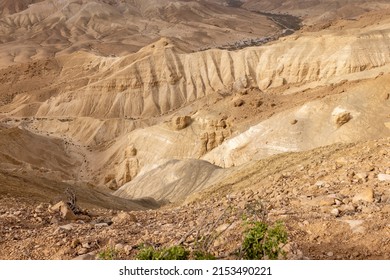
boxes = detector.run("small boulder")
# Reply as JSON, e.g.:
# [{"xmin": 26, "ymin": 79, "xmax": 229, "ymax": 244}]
[
  {"xmin": 330, "ymin": 208, "xmax": 340, "ymax": 217},
  {"xmin": 171, "ymin": 116, "xmax": 192, "ymax": 130},
  {"xmin": 378, "ymin": 174, "xmax": 390, "ymax": 182},
  {"xmin": 112, "ymin": 212, "xmax": 137, "ymax": 224},
  {"xmin": 50, "ymin": 201, "xmax": 77, "ymax": 220},
  {"xmin": 94, "ymin": 223, "xmax": 109, "ymax": 229},
  {"xmin": 333, "ymin": 111, "xmax": 352, "ymax": 127},
  {"xmin": 352, "ymin": 188, "xmax": 374, "ymax": 204}
]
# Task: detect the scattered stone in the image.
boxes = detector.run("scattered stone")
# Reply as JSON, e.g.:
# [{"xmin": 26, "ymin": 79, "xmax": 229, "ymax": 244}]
[
  {"xmin": 355, "ymin": 172, "xmax": 368, "ymax": 181},
  {"xmin": 343, "ymin": 220, "xmax": 365, "ymax": 234},
  {"xmin": 363, "ymin": 165, "xmax": 375, "ymax": 172},
  {"xmin": 73, "ymin": 252, "xmax": 96, "ymax": 260},
  {"xmin": 361, "ymin": 206, "xmax": 377, "ymax": 214},
  {"xmin": 50, "ymin": 216, "xmax": 60, "ymax": 225},
  {"xmin": 124, "ymin": 245, "xmax": 133, "ymax": 255},
  {"xmin": 112, "ymin": 212, "xmax": 137, "ymax": 224},
  {"xmin": 315, "ymin": 181, "xmax": 326, "ymax": 188},
  {"xmin": 94, "ymin": 223, "xmax": 109, "ymax": 229},
  {"xmin": 59, "ymin": 224, "xmax": 74, "ymax": 231},
  {"xmin": 352, "ymin": 188, "xmax": 374, "ymax": 204},
  {"xmin": 115, "ymin": 243, "xmax": 124, "ymax": 251},
  {"xmin": 299, "ymin": 195, "xmax": 335, "ymax": 207},
  {"xmin": 215, "ymin": 223, "xmax": 231, "ymax": 233},
  {"xmin": 233, "ymin": 99, "xmax": 244, "ymax": 107},
  {"xmin": 35, "ymin": 204, "xmax": 45, "ymax": 213},
  {"xmin": 77, "ymin": 248, "xmax": 89, "ymax": 255},
  {"xmin": 71, "ymin": 239, "xmax": 81, "ymax": 248},
  {"xmin": 378, "ymin": 174, "xmax": 390, "ymax": 182},
  {"xmin": 331, "ymin": 208, "xmax": 340, "ymax": 217},
  {"xmin": 50, "ymin": 201, "xmax": 77, "ymax": 220},
  {"xmin": 319, "ymin": 196, "xmax": 335, "ymax": 207},
  {"xmin": 290, "ymin": 119, "xmax": 298, "ymax": 125}
]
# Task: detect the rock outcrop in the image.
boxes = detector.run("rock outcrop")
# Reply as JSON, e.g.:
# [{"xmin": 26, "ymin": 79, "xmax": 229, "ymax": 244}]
[{"xmin": 171, "ymin": 116, "xmax": 192, "ymax": 130}]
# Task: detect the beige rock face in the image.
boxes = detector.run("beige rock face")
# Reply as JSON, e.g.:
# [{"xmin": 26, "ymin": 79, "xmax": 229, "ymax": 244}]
[
  {"xmin": 114, "ymin": 159, "xmax": 223, "ymax": 203},
  {"xmin": 5, "ymin": 20, "xmax": 390, "ymax": 121},
  {"xmin": 202, "ymin": 77, "xmax": 390, "ymax": 167}
]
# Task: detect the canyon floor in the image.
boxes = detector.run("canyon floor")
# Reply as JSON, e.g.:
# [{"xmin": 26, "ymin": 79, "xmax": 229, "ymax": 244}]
[{"xmin": 0, "ymin": 0, "xmax": 389, "ymax": 260}]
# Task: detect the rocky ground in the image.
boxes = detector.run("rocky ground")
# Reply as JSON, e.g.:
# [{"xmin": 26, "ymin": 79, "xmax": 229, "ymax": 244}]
[{"xmin": 1, "ymin": 138, "xmax": 389, "ymax": 260}]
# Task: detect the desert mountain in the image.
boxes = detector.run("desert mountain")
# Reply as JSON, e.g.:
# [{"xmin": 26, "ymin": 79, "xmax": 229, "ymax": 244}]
[
  {"xmin": 1, "ymin": 8, "xmax": 389, "ymax": 194},
  {"xmin": 0, "ymin": 0, "xmax": 282, "ymax": 65},
  {"xmin": 242, "ymin": 0, "xmax": 390, "ymax": 23}
]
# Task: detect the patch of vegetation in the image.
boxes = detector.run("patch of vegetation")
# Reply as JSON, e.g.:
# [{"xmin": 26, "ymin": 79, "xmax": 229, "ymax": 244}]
[
  {"xmin": 136, "ymin": 245, "xmax": 189, "ymax": 260},
  {"xmin": 135, "ymin": 201, "xmax": 288, "ymax": 260},
  {"xmin": 97, "ymin": 246, "xmax": 119, "ymax": 260},
  {"xmin": 193, "ymin": 250, "xmax": 216, "ymax": 260},
  {"xmin": 241, "ymin": 221, "xmax": 288, "ymax": 260}
]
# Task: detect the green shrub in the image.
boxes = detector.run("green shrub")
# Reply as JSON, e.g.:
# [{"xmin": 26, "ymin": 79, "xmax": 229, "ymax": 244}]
[
  {"xmin": 136, "ymin": 245, "xmax": 157, "ymax": 260},
  {"xmin": 136, "ymin": 245, "xmax": 190, "ymax": 260},
  {"xmin": 97, "ymin": 247, "xmax": 118, "ymax": 260},
  {"xmin": 159, "ymin": 246, "xmax": 189, "ymax": 260},
  {"xmin": 193, "ymin": 250, "xmax": 216, "ymax": 260},
  {"xmin": 241, "ymin": 221, "xmax": 288, "ymax": 260}
]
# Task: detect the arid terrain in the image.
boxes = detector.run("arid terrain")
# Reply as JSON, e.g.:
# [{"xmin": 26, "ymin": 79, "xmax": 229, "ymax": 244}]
[{"xmin": 0, "ymin": 0, "xmax": 389, "ymax": 260}]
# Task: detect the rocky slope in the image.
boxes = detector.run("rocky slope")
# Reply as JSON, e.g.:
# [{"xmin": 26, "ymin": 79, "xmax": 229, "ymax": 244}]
[{"xmin": 1, "ymin": 138, "xmax": 389, "ymax": 260}]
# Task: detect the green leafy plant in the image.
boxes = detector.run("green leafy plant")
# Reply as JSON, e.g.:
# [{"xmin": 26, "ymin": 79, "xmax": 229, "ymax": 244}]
[
  {"xmin": 135, "ymin": 245, "xmax": 157, "ymax": 260},
  {"xmin": 97, "ymin": 246, "xmax": 119, "ymax": 260},
  {"xmin": 241, "ymin": 221, "xmax": 288, "ymax": 260},
  {"xmin": 159, "ymin": 246, "xmax": 189, "ymax": 260},
  {"xmin": 136, "ymin": 245, "xmax": 189, "ymax": 260},
  {"xmin": 193, "ymin": 250, "xmax": 216, "ymax": 260}
]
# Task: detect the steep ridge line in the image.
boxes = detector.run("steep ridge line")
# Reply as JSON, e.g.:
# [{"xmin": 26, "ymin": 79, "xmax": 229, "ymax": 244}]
[{"xmin": 4, "ymin": 20, "xmax": 390, "ymax": 121}]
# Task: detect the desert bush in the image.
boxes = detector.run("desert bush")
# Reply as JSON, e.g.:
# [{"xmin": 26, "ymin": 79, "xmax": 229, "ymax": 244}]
[
  {"xmin": 97, "ymin": 246, "xmax": 119, "ymax": 260},
  {"xmin": 193, "ymin": 250, "xmax": 216, "ymax": 260},
  {"xmin": 136, "ymin": 245, "xmax": 189, "ymax": 260},
  {"xmin": 241, "ymin": 221, "xmax": 287, "ymax": 260}
]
